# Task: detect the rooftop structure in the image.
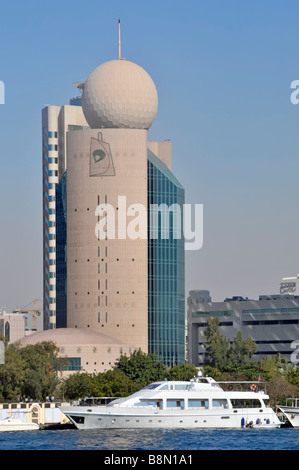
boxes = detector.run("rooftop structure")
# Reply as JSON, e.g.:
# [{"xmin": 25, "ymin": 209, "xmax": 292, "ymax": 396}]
[{"xmin": 280, "ymin": 274, "xmax": 299, "ymax": 296}]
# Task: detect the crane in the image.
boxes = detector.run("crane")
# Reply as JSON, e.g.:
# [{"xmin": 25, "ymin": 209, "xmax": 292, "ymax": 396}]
[{"xmin": 20, "ymin": 299, "xmax": 42, "ymax": 331}]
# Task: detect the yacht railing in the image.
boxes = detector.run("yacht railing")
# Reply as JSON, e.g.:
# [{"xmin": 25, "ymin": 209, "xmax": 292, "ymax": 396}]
[
  {"xmin": 79, "ymin": 397, "xmax": 120, "ymax": 406},
  {"xmin": 215, "ymin": 381, "xmax": 267, "ymax": 393},
  {"xmin": 77, "ymin": 379, "xmax": 268, "ymax": 406},
  {"xmin": 282, "ymin": 398, "xmax": 299, "ymax": 408}
]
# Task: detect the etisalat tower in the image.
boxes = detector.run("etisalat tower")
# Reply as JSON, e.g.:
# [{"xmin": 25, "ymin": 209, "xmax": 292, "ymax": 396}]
[{"xmin": 42, "ymin": 23, "xmax": 185, "ymax": 366}]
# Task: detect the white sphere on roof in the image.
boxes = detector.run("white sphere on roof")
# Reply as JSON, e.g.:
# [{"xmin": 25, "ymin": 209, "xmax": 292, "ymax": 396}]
[{"xmin": 82, "ymin": 59, "xmax": 158, "ymax": 129}]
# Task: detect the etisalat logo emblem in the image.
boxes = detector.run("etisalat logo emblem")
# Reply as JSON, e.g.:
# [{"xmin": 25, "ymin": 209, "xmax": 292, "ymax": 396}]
[{"xmin": 89, "ymin": 132, "xmax": 115, "ymax": 177}]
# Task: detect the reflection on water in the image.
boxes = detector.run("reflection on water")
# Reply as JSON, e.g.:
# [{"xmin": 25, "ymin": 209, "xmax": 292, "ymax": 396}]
[{"xmin": 0, "ymin": 428, "xmax": 298, "ymax": 450}]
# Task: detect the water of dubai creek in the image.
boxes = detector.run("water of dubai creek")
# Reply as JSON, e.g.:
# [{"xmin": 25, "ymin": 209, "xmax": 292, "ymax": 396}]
[{"xmin": 0, "ymin": 427, "xmax": 298, "ymax": 451}]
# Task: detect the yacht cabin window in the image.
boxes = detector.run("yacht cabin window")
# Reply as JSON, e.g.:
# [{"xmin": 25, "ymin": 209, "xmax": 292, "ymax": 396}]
[
  {"xmin": 166, "ymin": 399, "xmax": 184, "ymax": 409},
  {"xmin": 134, "ymin": 400, "xmax": 161, "ymax": 408},
  {"xmin": 230, "ymin": 399, "xmax": 262, "ymax": 408},
  {"xmin": 142, "ymin": 384, "xmax": 161, "ymax": 390},
  {"xmin": 212, "ymin": 399, "xmax": 228, "ymax": 408},
  {"xmin": 188, "ymin": 399, "xmax": 209, "ymax": 409}
]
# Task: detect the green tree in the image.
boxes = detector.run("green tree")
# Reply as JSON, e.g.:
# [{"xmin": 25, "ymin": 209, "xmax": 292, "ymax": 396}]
[
  {"xmin": 202, "ymin": 318, "xmax": 230, "ymax": 369},
  {"xmin": 61, "ymin": 372, "xmax": 94, "ymax": 400},
  {"xmin": 0, "ymin": 343, "xmax": 26, "ymax": 402},
  {"xmin": 203, "ymin": 318, "xmax": 258, "ymax": 372},
  {"xmin": 167, "ymin": 364, "xmax": 198, "ymax": 381},
  {"xmin": 61, "ymin": 369, "xmax": 139, "ymax": 400},
  {"xmin": 260, "ymin": 356, "xmax": 277, "ymax": 381},
  {"xmin": 203, "ymin": 365, "xmax": 223, "ymax": 380},
  {"xmin": 286, "ymin": 367, "xmax": 299, "ymax": 388},
  {"xmin": 220, "ymin": 361, "xmax": 262, "ymax": 381},
  {"xmin": 0, "ymin": 341, "xmax": 62, "ymax": 402},
  {"xmin": 228, "ymin": 331, "xmax": 257, "ymax": 366},
  {"xmin": 259, "ymin": 354, "xmax": 299, "ymax": 388},
  {"xmin": 267, "ymin": 376, "xmax": 298, "ymax": 407},
  {"xmin": 92, "ymin": 370, "xmax": 138, "ymax": 397},
  {"xmin": 19, "ymin": 341, "xmax": 62, "ymax": 401},
  {"xmin": 114, "ymin": 349, "xmax": 168, "ymax": 386}
]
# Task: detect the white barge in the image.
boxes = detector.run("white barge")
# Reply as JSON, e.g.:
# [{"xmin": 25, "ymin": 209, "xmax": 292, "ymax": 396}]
[
  {"xmin": 0, "ymin": 417, "xmax": 40, "ymax": 432},
  {"xmin": 60, "ymin": 374, "xmax": 281, "ymax": 430},
  {"xmin": 278, "ymin": 398, "xmax": 299, "ymax": 428}
]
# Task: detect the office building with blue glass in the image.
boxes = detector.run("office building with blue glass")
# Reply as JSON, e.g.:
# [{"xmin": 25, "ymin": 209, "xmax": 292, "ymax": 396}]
[
  {"xmin": 148, "ymin": 151, "xmax": 185, "ymax": 365},
  {"xmin": 42, "ymin": 47, "xmax": 185, "ymax": 366}
]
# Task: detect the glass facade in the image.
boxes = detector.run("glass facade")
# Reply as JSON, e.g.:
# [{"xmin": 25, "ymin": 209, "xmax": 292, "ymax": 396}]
[
  {"xmin": 55, "ymin": 172, "xmax": 67, "ymax": 328},
  {"xmin": 57, "ymin": 357, "xmax": 82, "ymax": 371},
  {"xmin": 69, "ymin": 97, "xmax": 82, "ymax": 106},
  {"xmin": 147, "ymin": 150, "xmax": 185, "ymax": 366},
  {"xmin": 5, "ymin": 321, "xmax": 10, "ymax": 342}
]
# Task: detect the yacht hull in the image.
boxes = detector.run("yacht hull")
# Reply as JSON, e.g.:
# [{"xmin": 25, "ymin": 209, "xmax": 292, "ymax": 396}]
[
  {"xmin": 61, "ymin": 406, "xmax": 280, "ymax": 430},
  {"xmin": 0, "ymin": 419, "xmax": 40, "ymax": 432},
  {"xmin": 278, "ymin": 407, "xmax": 299, "ymax": 428}
]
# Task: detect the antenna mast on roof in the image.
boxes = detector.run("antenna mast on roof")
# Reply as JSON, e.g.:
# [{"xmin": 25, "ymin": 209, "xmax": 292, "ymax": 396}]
[{"xmin": 118, "ymin": 19, "xmax": 121, "ymax": 59}]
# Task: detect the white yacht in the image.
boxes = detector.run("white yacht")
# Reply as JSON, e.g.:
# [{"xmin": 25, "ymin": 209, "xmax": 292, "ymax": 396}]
[
  {"xmin": 60, "ymin": 374, "xmax": 281, "ymax": 430},
  {"xmin": 278, "ymin": 398, "xmax": 299, "ymax": 428},
  {"xmin": 0, "ymin": 417, "xmax": 40, "ymax": 432}
]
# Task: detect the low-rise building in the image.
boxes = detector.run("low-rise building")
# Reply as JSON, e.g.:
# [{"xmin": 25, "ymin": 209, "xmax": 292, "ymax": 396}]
[
  {"xmin": 0, "ymin": 311, "xmax": 26, "ymax": 343},
  {"xmin": 15, "ymin": 327, "xmax": 136, "ymax": 375},
  {"xmin": 187, "ymin": 290, "xmax": 299, "ymax": 366}
]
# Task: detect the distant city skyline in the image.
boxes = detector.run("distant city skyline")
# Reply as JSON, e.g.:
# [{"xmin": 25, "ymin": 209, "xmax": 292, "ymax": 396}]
[{"xmin": 1, "ymin": 0, "xmax": 299, "ymax": 312}]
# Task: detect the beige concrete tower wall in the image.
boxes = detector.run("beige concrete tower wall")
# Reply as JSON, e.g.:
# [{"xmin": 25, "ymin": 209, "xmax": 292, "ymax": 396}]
[
  {"xmin": 58, "ymin": 105, "xmax": 88, "ymax": 176},
  {"xmin": 66, "ymin": 128, "xmax": 148, "ymax": 352},
  {"xmin": 147, "ymin": 141, "xmax": 172, "ymax": 170}
]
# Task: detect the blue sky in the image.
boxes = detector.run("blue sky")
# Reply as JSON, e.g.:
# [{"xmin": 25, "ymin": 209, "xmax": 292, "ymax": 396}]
[{"xmin": 0, "ymin": 0, "xmax": 299, "ymax": 311}]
